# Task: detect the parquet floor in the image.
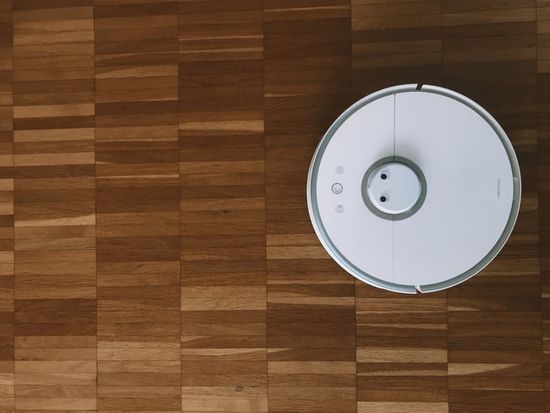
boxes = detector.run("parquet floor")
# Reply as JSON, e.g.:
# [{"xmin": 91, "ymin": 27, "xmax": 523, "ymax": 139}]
[{"xmin": 0, "ymin": 0, "xmax": 548, "ymax": 412}]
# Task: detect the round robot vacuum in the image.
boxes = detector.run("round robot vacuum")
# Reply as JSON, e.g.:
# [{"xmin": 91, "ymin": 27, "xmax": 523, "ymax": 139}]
[{"xmin": 307, "ymin": 84, "xmax": 521, "ymax": 294}]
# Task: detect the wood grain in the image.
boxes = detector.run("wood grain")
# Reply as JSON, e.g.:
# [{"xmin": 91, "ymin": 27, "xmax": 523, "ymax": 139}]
[
  {"xmin": 442, "ymin": 1, "xmax": 542, "ymax": 412},
  {"xmin": 179, "ymin": 1, "xmax": 266, "ymax": 412},
  {"xmin": 539, "ymin": 1, "xmax": 550, "ymax": 412},
  {"xmin": 0, "ymin": 1, "xmax": 13, "ymax": 412},
  {"xmin": 95, "ymin": 1, "xmax": 180, "ymax": 412},
  {"xmin": 13, "ymin": 1, "xmax": 96, "ymax": 412},
  {"xmin": 264, "ymin": 2, "xmax": 356, "ymax": 413},
  {"xmin": 0, "ymin": 0, "xmax": 547, "ymax": 412}
]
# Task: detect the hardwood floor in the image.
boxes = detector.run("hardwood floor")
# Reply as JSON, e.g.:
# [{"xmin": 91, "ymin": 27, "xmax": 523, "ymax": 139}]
[{"xmin": 0, "ymin": 0, "xmax": 547, "ymax": 412}]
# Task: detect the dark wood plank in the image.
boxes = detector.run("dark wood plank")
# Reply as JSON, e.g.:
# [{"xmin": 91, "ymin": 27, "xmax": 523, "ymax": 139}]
[
  {"xmin": 264, "ymin": 1, "xmax": 356, "ymax": 413},
  {"xmin": 352, "ymin": 0, "xmax": 443, "ymax": 94},
  {"xmin": 178, "ymin": 1, "xmax": 267, "ymax": 412},
  {"xmin": 539, "ymin": 1, "xmax": 550, "ymax": 412},
  {"xmin": 12, "ymin": 1, "xmax": 96, "ymax": 411},
  {"xmin": 443, "ymin": 1, "xmax": 542, "ymax": 412},
  {"xmin": 0, "ymin": 0, "xmax": 13, "ymax": 411},
  {"xmin": 94, "ymin": 1, "xmax": 181, "ymax": 412}
]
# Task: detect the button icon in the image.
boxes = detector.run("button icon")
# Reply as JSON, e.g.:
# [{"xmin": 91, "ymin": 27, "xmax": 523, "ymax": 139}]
[
  {"xmin": 336, "ymin": 166, "xmax": 344, "ymax": 174},
  {"xmin": 331, "ymin": 183, "xmax": 343, "ymax": 194},
  {"xmin": 335, "ymin": 204, "xmax": 344, "ymax": 213}
]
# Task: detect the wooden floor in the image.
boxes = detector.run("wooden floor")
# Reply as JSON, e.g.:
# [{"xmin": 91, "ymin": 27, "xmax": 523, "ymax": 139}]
[{"xmin": 0, "ymin": 0, "xmax": 548, "ymax": 412}]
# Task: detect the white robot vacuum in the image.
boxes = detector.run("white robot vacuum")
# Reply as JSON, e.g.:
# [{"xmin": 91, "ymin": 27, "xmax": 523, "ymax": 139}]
[{"xmin": 307, "ymin": 84, "xmax": 521, "ymax": 294}]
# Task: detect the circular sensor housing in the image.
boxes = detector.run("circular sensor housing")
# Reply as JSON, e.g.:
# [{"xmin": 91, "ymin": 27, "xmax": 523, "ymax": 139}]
[{"xmin": 362, "ymin": 157, "xmax": 426, "ymax": 220}]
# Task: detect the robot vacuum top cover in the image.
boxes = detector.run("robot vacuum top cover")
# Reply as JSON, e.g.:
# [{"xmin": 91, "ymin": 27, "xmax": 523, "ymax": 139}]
[{"xmin": 307, "ymin": 84, "xmax": 521, "ymax": 294}]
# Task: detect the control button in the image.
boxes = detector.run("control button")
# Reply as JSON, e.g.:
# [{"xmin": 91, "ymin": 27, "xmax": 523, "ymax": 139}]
[
  {"xmin": 331, "ymin": 183, "xmax": 343, "ymax": 194},
  {"xmin": 335, "ymin": 204, "xmax": 344, "ymax": 213},
  {"xmin": 336, "ymin": 165, "xmax": 344, "ymax": 174}
]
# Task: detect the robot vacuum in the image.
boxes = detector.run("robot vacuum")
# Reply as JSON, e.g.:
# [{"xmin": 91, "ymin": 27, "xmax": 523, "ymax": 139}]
[{"xmin": 307, "ymin": 84, "xmax": 521, "ymax": 294}]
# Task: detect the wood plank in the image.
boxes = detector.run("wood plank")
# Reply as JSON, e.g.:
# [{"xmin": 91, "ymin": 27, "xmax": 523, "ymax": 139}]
[
  {"xmin": 0, "ymin": 1, "xmax": 13, "ymax": 412},
  {"xmin": 352, "ymin": 0, "xmax": 442, "ymax": 93},
  {"xmin": 178, "ymin": 1, "xmax": 267, "ymax": 412},
  {"xmin": 443, "ymin": 1, "xmax": 542, "ymax": 412},
  {"xmin": 12, "ymin": 1, "xmax": 96, "ymax": 412},
  {"xmin": 539, "ymin": 2, "xmax": 550, "ymax": 413},
  {"xmin": 264, "ymin": 1, "xmax": 356, "ymax": 412},
  {"xmin": 94, "ymin": 1, "xmax": 180, "ymax": 412}
]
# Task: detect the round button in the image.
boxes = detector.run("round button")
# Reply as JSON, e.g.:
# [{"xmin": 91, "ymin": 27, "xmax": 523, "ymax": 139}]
[{"xmin": 331, "ymin": 183, "xmax": 343, "ymax": 194}]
